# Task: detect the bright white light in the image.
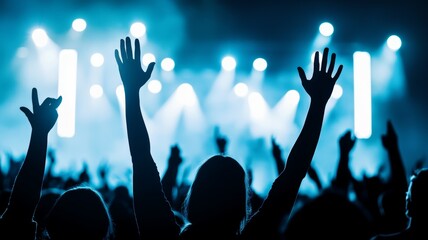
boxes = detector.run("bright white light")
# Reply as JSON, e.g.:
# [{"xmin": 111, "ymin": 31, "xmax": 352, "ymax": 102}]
[
  {"xmin": 161, "ymin": 58, "xmax": 175, "ymax": 71},
  {"xmin": 285, "ymin": 90, "xmax": 300, "ymax": 104},
  {"xmin": 142, "ymin": 53, "xmax": 156, "ymax": 67},
  {"xmin": 248, "ymin": 92, "xmax": 268, "ymax": 119},
  {"xmin": 90, "ymin": 53, "xmax": 104, "ymax": 67},
  {"xmin": 177, "ymin": 83, "xmax": 197, "ymax": 106},
  {"xmin": 57, "ymin": 49, "xmax": 78, "ymax": 138},
  {"xmin": 387, "ymin": 35, "xmax": 402, "ymax": 51},
  {"xmin": 130, "ymin": 22, "xmax": 146, "ymax": 38},
  {"xmin": 311, "ymin": 51, "xmax": 323, "ymax": 64},
  {"xmin": 253, "ymin": 58, "xmax": 268, "ymax": 71},
  {"xmin": 116, "ymin": 85, "xmax": 125, "ymax": 106},
  {"xmin": 72, "ymin": 18, "xmax": 87, "ymax": 32},
  {"xmin": 32, "ymin": 28, "xmax": 49, "ymax": 48},
  {"xmin": 353, "ymin": 52, "xmax": 372, "ymax": 139},
  {"xmin": 331, "ymin": 84, "xmax": 343, "ymax": 99},
  {"xmin": 319, "ymin": 22, "xmax": 334, "ymax": 37},
  {"xmin": 148, "ymin": 79, "xmax": 162, "ymax": 94},
  {"xmin": 234, "ymin": 82, "xmax": 249, "ymax": 97},
  {"xmin": 89, "ymin": 84, "xmax": 103, "ymax": 98},
  {"xmin": 221, "ymin": 56, "xmax": 236, "ymax": 71}
]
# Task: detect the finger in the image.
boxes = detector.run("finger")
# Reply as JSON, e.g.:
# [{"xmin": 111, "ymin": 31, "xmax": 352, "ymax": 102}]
[
  {"xmin": 115, "ymin": 49, "xmax": 122, "ymax": 65},
  {"xmin": 126, "ymin": 37, "xmax": 132, "ymax": 60},
  {"xmin": 32, "ymin": 88, "xmax": 40, "ymax": 111},
  {"xmin": 120, "ymin": 39, "xmax": 127, "ymax": 61},
  {"xmin": 135, "ymin": 39, "xmax": 141, "ymax": 64},
  {"xmin": 314, "ymin": 51, "xmax": 320, "ymax": 72},
  {"xmin": 145, "ymin": 62, "xmax": 155, "ymax": 78},
  {"xmin": 51, "ymin": 96, "xmax": 62, "ymax": 109},
  {"xmin": 327, "ymin": 53, "xmax": 336, "ymax": 75},
  {"xmin": 297, "ymin": 67, "xmax": 308, "ymax": 82},
  {"xmin": 20, "ymin": 106, "xmax": 33, "ymax": 120},
  {"xmin": 321, "ymin": 48, "xmax": 329, "ymax": 72},
  {"xmin": 332, "ymin": 65, "xmax": 343, "ymax": 82}
]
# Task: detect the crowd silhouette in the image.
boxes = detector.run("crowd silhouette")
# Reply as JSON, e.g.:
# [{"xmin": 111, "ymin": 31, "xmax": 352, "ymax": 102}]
[{"xmin": 0, "ymin": 35, "xmax": 426, "ymax": 239}]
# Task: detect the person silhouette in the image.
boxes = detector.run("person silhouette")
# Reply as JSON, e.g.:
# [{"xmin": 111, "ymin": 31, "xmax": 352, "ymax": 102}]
[{"xmin": 114, "ymin": 36, "xmax": 342, "ymax": 239}]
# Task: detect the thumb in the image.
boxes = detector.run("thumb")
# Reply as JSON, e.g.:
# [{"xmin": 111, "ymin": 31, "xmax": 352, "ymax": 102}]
[
  {"xmin": 145, "ymin": 62, "xmax": 156, "ymax": 78},
  {"xmin": 20, "ymin": 106, "xmax": 33, "ymax": 120}
]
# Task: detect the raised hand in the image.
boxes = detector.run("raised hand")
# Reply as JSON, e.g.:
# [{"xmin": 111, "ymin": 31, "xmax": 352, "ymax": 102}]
[
  {"xmin": 214, "ymin": 126, "xmax": 228, "ymax": 155},
  {"xmin": 339, "ymin": 130, "xmax": 356, "ymax": 154},
  {"xmin": 168, "ymin": 144, "xmax": 183, "ymax": 167},
  {"xmin": 298, "ymin": 48, "xmax": 343, "ymax": 105},
  {"xmin": 381, "ymin": 120, "xmax": 398, "ymax": 151},
  {"xmin": 115, "ymin": 37, "xmax": 155, "ymax": 91},
  {"xmin": 20, "ymin": 88, "xmax": 62, "ymax": 135},
  {"xmin": 271, "ymin": 136, "xmax": 282, "ymax": 161}
]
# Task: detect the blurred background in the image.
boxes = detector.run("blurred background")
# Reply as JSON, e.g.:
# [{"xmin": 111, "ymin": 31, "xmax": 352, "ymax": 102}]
[{"xmin": 0, "ymin": 0, "xmax": 427, "ymax": 196}]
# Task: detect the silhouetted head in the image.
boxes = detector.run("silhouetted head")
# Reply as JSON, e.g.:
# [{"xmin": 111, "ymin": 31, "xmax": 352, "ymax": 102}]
[
  {"xmin": 46, "ymin": 187, "xmax": 112, "ymax": 240},
  {"xmin": 183, "ymin": 155, "xmax": 248, "ymax": 234},
  {"xmin": 406, "ymin": 168, "xmax": 428, "ymax": 220}
]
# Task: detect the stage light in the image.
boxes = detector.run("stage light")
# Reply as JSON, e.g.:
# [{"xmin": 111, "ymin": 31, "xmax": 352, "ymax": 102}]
[
  {"xmin": 148, "ymin": 79, "xmax": 162, "ymax": 94},
  {"xmin": 319, "ymin": 22, "xmax": 334, "ymax": 37},
  {"xmin": 233, "ymin": 82, "xmax": 249, "ymax": 97},
  {"xmin": 130, "ymin": 22, "xmax": 146, "ymax": 38},
  {"xmin": 57, "ymin": 49, "xmax": 77, "ymax": 138},
  {"xmin": 90, "ymin": 53, "xmax": 104, "ymax": 67},
  {"xmin": 253, "ymin": 58, "xmax": 267, "ymax": 71},
  {"xmin": 286, "ymin": 90, "xmax": 300, "ymax": 104},
  {"xmin": 177, "ymin": 83, "xmax": 197, "ymax": 106},
  {"xmin": 387, "ymin": 35, "xmax": 402, "ymax": 51},
  {"xmin": 353, "ymin": 52, "xmax": 372, "ymax": 139},
  {"xmin": 248, "ymin": 92, "xmax": 268, "ymax": 120},
  {"xmin": 89, "ymin": 84, "xmax": 103, "ymax": 98},
  {"xmin": 32, "ymin": 28, "xmax": 49, "ymax": 48},
  {"xmin": 72, "ymin": 18, "xmax": 87, "ymax": 32},
  {"xmin": 161, "ymin": 58, "xmax": 175, "ymax": 71},
  {"xmin": 331, "ymin": 84, "xmax": 343, "ymax": 99},
  {"xmin": 142, "ymin": 53, "xmax": 156, "ymax": 67},
  {"xmin": 221, "ymin": 56, "xmax": 236, "ymax": 71}
]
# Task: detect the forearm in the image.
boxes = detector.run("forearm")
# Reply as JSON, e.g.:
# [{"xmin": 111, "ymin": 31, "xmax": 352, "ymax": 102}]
[
  {"xmin": 5, "ymin": 130, "xmax": 48, "ymax": 221},
  {"xmin": 333, "ymin": 151, "xmax": 352, "ymax": 190},
  {"xmin": 161, "ymin": 164, "xmax": 180, "ymax": 204},
  {"xmin": 274, "ymin": 157, "xmax": 285, "ymax": 176},
  {"xmin": 255, "ymin": 101, "xmax": 326, "ymax": 223},
  {"xmin": 387, "ymin": 147, "xmax": 407, "ymax": 190}
]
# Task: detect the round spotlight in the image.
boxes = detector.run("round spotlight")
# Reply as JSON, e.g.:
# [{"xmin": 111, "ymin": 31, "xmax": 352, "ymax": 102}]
[
  {"xmin": 221, "ymin": 56, "xmax": 236, "ymax": 71},
  {"xmin": 90, "ymin": 53, "xmax": 104, "ymax": 67},
  {"xmin": 387, "ymin": 35, "xmax": 402, "ymax": 51},
  {"xmin": 72, "ymin": 18, "xmax": 87, "ymax": 32},
  {"xmin": 31, "ymin": 28, "xmax": 49, "ymax": 48},
  {"xmin": 142, "ymin": 53, "xmax": 156, "ymax": 67},
  {"xmin": 253, "ymin": 58, "xmax": 267, "ymax": 71},
  {"xmin": 285, "ymin": 90, "xmax": 300, "ymax": 103},
  {"xmin": 331, "ymin": 84, "xmax": 343, "ymax": 99},
  {"xmin": 161, "ymin": 58, "xmax": 175, "ymax": 71},
  {"xmin": 90, "ymin": 84, "xmax": 103, "ymax": 98},
  {"xmin": 177, "ymin": 83, "xmax": 196, "ymax": 106},
  {"xmin": 234, "ymin": 83, "xmax": 249, "ymax": 97},
  {"xmin": 130, "ymin": 22, "xmax": 146, "ymax": 38},
  {"xmin": 148, "ymin": 79, "xmax": 162, "ymax": 94},
  {"xmin": 319, "ymin": 22, "xmax": 334, "ymax": 37}
]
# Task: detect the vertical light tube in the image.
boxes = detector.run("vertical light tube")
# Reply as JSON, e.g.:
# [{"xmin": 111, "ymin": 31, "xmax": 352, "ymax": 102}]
[
  {"xmin": 57, "ymin": 49, "xmax": 77, "ymax": 138},
  {"xmin": 353, "ymin": 51, "xmax": 372, "ymax": 139}
]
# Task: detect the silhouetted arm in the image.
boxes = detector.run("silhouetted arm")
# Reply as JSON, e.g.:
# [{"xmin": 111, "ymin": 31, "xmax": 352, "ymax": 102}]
[
  {"xmin": 161, "ymin": 145, "xmax": 182, "ymax": 205},
  {"xmin": 332, "ymin": 130, "xmax": 356, "ymax": 192},
  {"xmin": 382, "ymin": 121, "xmax": 407, "ymax": 192},
  {"xmin": 307, "ymin": 164, "xmax": 323, "ymax": 191},
  {"xmin": 271, "ymin": 136, "xmax": 285, "ymax": 175},
  {"xmin": 243, "ymin": 48, "xmax": 343, "ymax": 238},
  {"xmin": 115, "ymin": 37, "xmax": 179, "ymax": 239},
  {"xmin": 214, "ymin": 126, "xmax": 228, "ymax": 155},
  {"xmin": 0, "ymin": 88, "xmax": 61, "ymax": 238}
]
